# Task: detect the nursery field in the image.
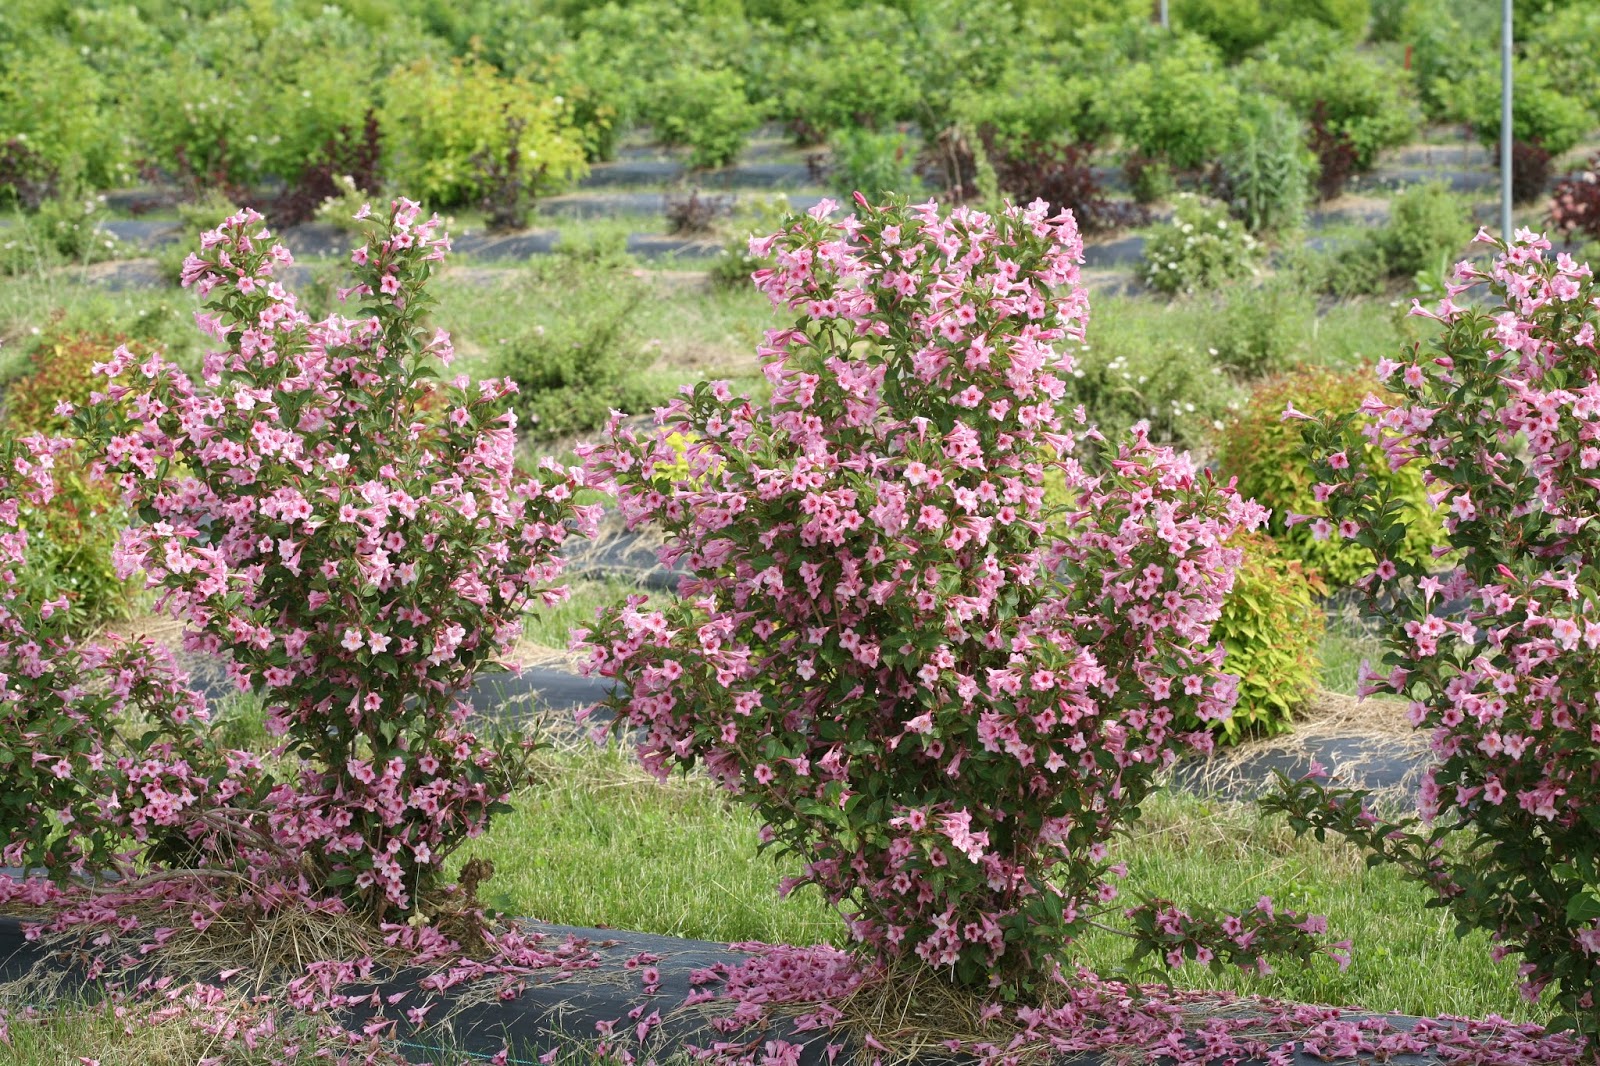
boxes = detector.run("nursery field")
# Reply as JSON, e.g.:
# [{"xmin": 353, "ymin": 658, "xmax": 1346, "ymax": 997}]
[{"xmin": 5, "ymin": 0, "xmax": 1600, "ymax": 1064}]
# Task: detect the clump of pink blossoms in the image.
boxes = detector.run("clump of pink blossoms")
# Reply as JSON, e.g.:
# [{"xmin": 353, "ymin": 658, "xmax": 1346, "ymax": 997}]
[
  {"xmin": 1269, "ymin": 229, "xmax": 1600, "ymax": 1043},
  {"xmin": 66, "ymin": 199, "xmax": 600, "ymax": 914},
  {"xmin": 579, "ymin": 195, "xmax": 1339, "ymax": 994}
]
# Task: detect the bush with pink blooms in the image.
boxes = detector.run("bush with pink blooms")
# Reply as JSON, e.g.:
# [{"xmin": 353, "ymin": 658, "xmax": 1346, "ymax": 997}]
[
  {"xmin": 24, "ymin": 200, "xmax": 601, "ymax": 916},
  {"xmin": 578, "ymin": 196, "xmax": 1340, "ymax": 995},
  {"xmin": 0, "ymin": 431, "xmax": 228, "ymax": 879},
  {"xmin": 1267, "ymin": 230, "xmax": 1600, "ymax": 1040}
]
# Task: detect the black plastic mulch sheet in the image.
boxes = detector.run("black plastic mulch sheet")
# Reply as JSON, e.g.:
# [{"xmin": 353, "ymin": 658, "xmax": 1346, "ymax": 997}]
[{"xmin": 0, "ymin": 913, "xmax": 1463, "ymax": 1065}]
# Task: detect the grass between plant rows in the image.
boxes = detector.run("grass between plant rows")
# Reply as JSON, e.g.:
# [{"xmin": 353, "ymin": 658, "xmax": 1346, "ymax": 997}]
[{"xmin": 453, "ymin": 739, "xmax": 1545, "ymax": 1027}]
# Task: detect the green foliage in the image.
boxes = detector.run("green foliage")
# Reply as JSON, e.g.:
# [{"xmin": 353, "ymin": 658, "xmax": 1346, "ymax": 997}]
[
  {"xmin": 1065, "ymin": 334, "xmax": 1244, "ymax": 451},
  {"xmin": 1217, "ymin": 365, "xmax": 1446, "ymax": 587},
  {"xmin": 381, "ymin": 57, "xmax": 587, "ymax": 208},
  {"xmin": 1128, "ymin": 157, "xmax": 1175, "ymax": 204},
  {"xmin": 494, "ymin": 258, "xmax": 670, "ymax": 440},
  {"xmin": 828, "ymin": 128, "xmax": 923, "ymax": 201},
  {"xmin": 640, "ymin": 66, "xmax": 762, "ymax": 170},
  {"xmin": 0, "ymin": 39, "xmax": 128, "ymax": 196},
  {"xmin": 1175, "ymin": 0, "xmax": 1370, "ymax": 61},
  {"xmin": 1107, "ymin": 35, "xmax": 1240, "ymax": 171},
  {"xmin": 1205, "ymin": 532, "xmax": 1325, "ymax": 742},
  {"xmin": 709, "ymin": 193, "xmax": 792, "ymax": 290},
  {"xmin": 0, "ymin": 196, "xmax": 121, "ymax": 277},
  {"xmin": 0, "ymin": 330, "xmax": 137, "ymax": 631},
  {"xmin": 1377, "ymin": 181, "xmax": 1466, "ymax": 279},
  {"xmin": 1139, "ymin": 193, "xmax": 1263, "ymax": 296},
  {"xmin": 773, "ymin": 5, "xmax": 919, "ymax": 140},
  {"xmin": 1452, "ymin": 58, "xmax": 1593, "ymax": 159},
  {"xmin": 1526, "ymin": 6, "xmax": 1600, "ymax": 122},
  {"xmin": 951, "ymin": 68, "xmax": 1108, "ymax": 156},
  {"xmin": 1243, "ymin": 23, "xmax": 1418, "ymax": 171},
  {"xmin": 1217, "ymin": 96, "xmax": 1310, "ymax": 234},
  {"xmin": 1207, "ymin": 280, "xmax": 1315, "ymax": 378}
]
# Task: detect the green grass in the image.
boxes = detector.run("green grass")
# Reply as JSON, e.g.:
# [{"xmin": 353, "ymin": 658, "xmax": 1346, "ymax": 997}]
[
  {"xmin": 453, "ymin": 742, "xmax": 842, "ymax": 947},
  {"xmin": 1319, "ymin": 603, "xmax": 1387, "ymax": 695},
  {"xmin": 519, "ymin": 578, "xmax": 645, "ymax": 652},
  {"xmin": 455, "ymin": 743, "xmax": 1548, "ymax": 1026}
]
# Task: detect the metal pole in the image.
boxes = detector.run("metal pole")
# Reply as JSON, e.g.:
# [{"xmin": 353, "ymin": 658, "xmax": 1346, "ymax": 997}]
[
  {"xmin": 1501, "ymin": 0, "xmax": 1513, "ymax": 240},
  {"xmin": 1159, "ymin": 0, "xmax": 1168, "ymax": 30}
]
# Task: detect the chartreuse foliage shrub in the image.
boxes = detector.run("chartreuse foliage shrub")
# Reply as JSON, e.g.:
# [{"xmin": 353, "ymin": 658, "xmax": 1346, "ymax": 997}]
[
  {"xmin": 1267, "ymin": 232, "xmax": 1600, "ymax": 1040},
  {"xmin": 1218, "ymin": 365, "xmax": 1445, "ymax": 588},
  {"xmin": 0, "ymin": 38, "xmax": 128, "ymax": 198},
  {"xmin": 1, "ymin": 331, "xmax": 137, "ymax": 631},
  {"xmin": 579, "ymin": 196, "xmax": 1339, "ymax": 995},
  {"xmin": 58, "ymin": 199, "xmax": 597, "ymax": 914},
  {"xmin": 381, "ymin": 57, "xmax": 587, "ymax": 208},
  {"xmin": 1140, "ymin": 194, "xmax": 1262, "ymax": 296},
  {"xmin": 1206, "ymin": 532, "xmax": 1324, "ymax": 741}
]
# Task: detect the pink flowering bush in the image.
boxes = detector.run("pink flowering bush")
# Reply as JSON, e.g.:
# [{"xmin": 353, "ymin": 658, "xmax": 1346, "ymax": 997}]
[
  {"xmin": 1267, "ymin": 229, "xmax": 1600, "ymax": 1041},
  {"xmin": 0, "ymin": 431, "xmax": 233, "ymax": 878},
  {"xmin": 579, "ymin": 196, "xmax": 1337, "ymax": 995},
  {"xmin": 64, "ymin": 200, "xmax": 599, "ymax": 915}
]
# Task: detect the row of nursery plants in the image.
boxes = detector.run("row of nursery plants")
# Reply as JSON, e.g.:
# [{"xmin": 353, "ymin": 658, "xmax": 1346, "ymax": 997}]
[
  {"xmin": 5, "ymin": 0, "xmax": 1600, "ymax": 231},
  {"xmin": 1, "ymin": 193, "xmax": 1597, "ymax": 1060}
]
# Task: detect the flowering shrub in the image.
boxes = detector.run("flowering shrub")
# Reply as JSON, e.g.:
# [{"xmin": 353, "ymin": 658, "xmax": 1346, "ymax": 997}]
[
  {"xmin": 2, "ymin": 330, "xmax": 137, "ymax": 630},
  {"xmin": 1217, "ymin": 366, "xmax": 1445, "ymax": 588},
  {"xmin": 77, "ymin": 200, "xmax": 598, "ymax": 914},
  {"xmin": 1206, "ymin": 533, "xmax": 1323, "ymax": 742},
  {"xmin": 579, "ymin": 196, "xmax": 1338, "ymax": 994},
  {"xmin": 1266, "ymin": 231, "xmax": 1600, "ymax": 1040},
  {"xmin": 1139, "ymin": 194, "xmax": 1261, "ymax": 297},
  {"xmin": 0, "ymin": 431, "xmax": 218, "ymax": 877}
]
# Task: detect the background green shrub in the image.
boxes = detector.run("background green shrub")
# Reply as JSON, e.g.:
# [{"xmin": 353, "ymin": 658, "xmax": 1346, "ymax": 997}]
[
  {"xmin": 1376, "ymin": 181, "xmax": 1467, "ymax": 279},
  {"xmin": 1207, "ymin": 280, "xmax": 1314, "ymax": 378},
  {"xmin": 493, "ymin": 258, "xmax": 670, "ymax": 440},
  {"xmin": 774, "ymin": 6, "xmax": 919, "ymax": 140},
  {"xmin": 381, "ymin": 57, "xmax": 586, "ymax": 208},
  {"xmin": 1139, "ymin": 193, "xmax": 1262, "ymax": 296},
  {"xmin": 828, "ymin": 128, "xmax": 923, "ymax": 201},
  {"xmin": 1243, "ymin": 23, "xmax": 1417, "ymax": 171},
  {"xmin": 1525, "ymin": 6, "xmax": 1600, "ymax": 122},
  {"xmin": 1107, "ymin": 35, "xmax": 1240, "ymax": 172},
  {"xmin": 1175, "ymin": 0, "xmax": 1370, "ymax": 61},
  {"xmin": 1450, "ymin": 58, "xmax": 1592, "ymax": 159},
  {"xmin": 1204, "ymin": 532, "xmax": 1325, "ymax": 742},
  {"xmin": 0, "ymin": 39, "xmax": 127, "ymax": 197},
  {"xmin": 1216, "ymin": 95, "xmax": 1311, "ymax": 233},
  {"xmin": 951, "ymin": 68, "xmax": 1108, "ymax": 155},
  {"xmin": 641, "ymin": 66, "xmax": 762, "ymax": 169},
  {"xmin": 1217, "ymin": 365, "xmax": 1446, "ymax": 588}
]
